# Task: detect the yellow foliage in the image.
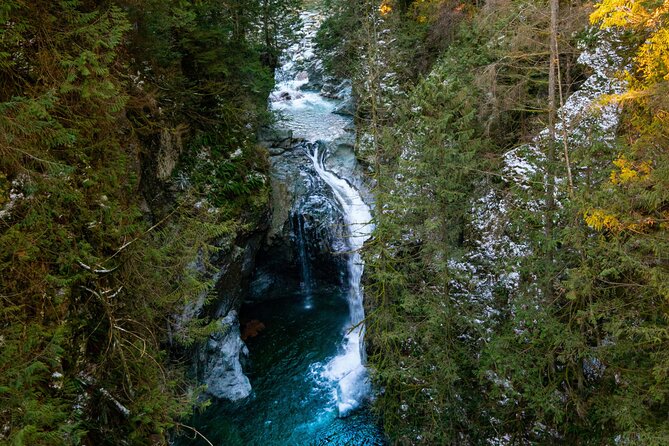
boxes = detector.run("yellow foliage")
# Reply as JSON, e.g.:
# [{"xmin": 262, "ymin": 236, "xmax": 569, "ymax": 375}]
[
  {"xmin": 590, "ymin": 0, "xmax": 654, "ymax": 28},
  {"xmin": 658, "ymin": 110, "xmax": 669, "ymax": 123},
  {"xmin": 609, "ymin": 156, "xmax": 652, "ymax": 185},
  {"xmin": 380, "ymin": 2, "xmax": 393, "ymax": 15},
  {"xmin": 591, "ymin": 1, "xmax": 669, "ymax": 87},
  {"xmin": 636, "ymin": 27, "xmax": 669, "ymax": 82},
  {"xmin": 584, "ymin": 209, "xmax": 623, "ymax": 232},
  {"xmin": 584, "ymin": 209, "xmax": 656, "ymax": 233},
  {"xmin": 627, "ymin": 218, "xmax": 656, "ymax": 233}
]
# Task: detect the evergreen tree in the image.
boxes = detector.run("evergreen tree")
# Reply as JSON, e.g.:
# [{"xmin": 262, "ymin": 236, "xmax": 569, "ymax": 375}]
[{"xmin": 0, "ymin": 0, "xmax": 289, "ymax": 443}]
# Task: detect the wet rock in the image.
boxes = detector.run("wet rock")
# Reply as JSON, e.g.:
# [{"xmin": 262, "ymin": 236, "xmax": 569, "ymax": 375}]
[
  {"xmin": 267, "ymin": 150, "xmax": 307, "ymax": 244},
  {"xmin": 248, "ymin": 265, "xmax": 278, "ymax": 299},
  {"xmin": 320, "ymin": 81, "xmax": 338, "ymax": 98},
  {"xmin": 318, "ymin": 80, "xmax": 355, "ymax": 116},
  {"xmin": 201, "ymin": 311, "xmax": 251, "ymax": 401},
  {"xmin": 248, "ymin": 264, "xmax": 298, "ymax": 301},
  {"xmin": 321, "ymin": 79, "xmax": 352, "ymax": 100},
  {"xmin": 258, "ymin": 127, "xmax": 294, "ymax": 148},
  {"xmin": 333, "ymin": 96, "xmax": 356, "ymax": 117},
  {"xmin": 324, "ymin": 138, "xmax": 356, "ymax": 179},
  {"xmin": 268, "ymin": 147, "xmax": 287, "ymax": 156},
  {"xmin": 260, "ymin": 142, "xmax": 351, "ymax": 288},
  {"xmin": 267, "ymin": 146, "xmax": 345, "ymax": 247},
  {"xmin": 303, "ymin": 61, "xmax": 325, "ymax": 90}
]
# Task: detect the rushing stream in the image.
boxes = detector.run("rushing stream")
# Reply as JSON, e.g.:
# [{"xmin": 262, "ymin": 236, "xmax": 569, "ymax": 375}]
[
  {"xmin": 177, "ymin": 12, "xmax": 385, "ymax": 446},
  {"xmin": 306, "ymin": 143, "xmax": 373, "ymax": 417}
]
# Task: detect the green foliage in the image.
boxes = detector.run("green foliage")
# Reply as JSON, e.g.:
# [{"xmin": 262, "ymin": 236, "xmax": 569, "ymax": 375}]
[
  {"xmin": 177, "ymin": 133, "xmax": 270, "ymax": 207},
  {"xmin": 364, "ymin": 10, "xmax": 496, "ymax": 442},
  {"xmin": 354, "ymin": 0, "xmax": 618, "ymax": 443},
  {"xmin": 0, "ymin": 0, "xmax": 281, "ymax": 444},
  {"xmin": 315, "ymin": 0, "xmax": 368, "ymax": 78},
  {"xmin": 122, "ymin": 0, "xmax": 298, "ymax": 138},
  {"xmin": 354, "ymin": 0, "xmax": 669, "ymax": 444}
]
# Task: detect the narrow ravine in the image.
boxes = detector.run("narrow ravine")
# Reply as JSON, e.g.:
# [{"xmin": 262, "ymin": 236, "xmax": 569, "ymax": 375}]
[{"xmin": 177, "ymin": 12, "xmax": 385, "ymax": 446}]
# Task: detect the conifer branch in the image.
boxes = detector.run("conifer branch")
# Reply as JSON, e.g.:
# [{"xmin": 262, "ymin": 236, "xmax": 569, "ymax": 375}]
[{"xmin": 175, "ymin": 423, "xmax": 215, "ymax": 446}]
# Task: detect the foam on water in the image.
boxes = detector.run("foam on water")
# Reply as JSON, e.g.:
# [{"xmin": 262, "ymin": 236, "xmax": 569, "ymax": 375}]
[
  {"xmin": 306, "ymin": 144, "xmax": 374, "ymax": 416},
  {"xmin": 269, "ymin": 11, "xmax": 375, "ymax": 417},
  {"xmin": 270, "ymin": 90, "xmax": 350, "ymax": 142}
]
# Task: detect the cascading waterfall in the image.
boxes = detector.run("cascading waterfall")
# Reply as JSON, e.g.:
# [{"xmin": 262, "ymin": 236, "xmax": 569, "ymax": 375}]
[
  {"xmin": 178, "ymin": 11, "xmax": 386, "ymax": 445},
  {"xmin": 269, "ymin": 11, "xmax": 376, "ymax": 416},
  {"xmin": 306, "ymin": 143, "xmax": 374, "ymax": 416}
]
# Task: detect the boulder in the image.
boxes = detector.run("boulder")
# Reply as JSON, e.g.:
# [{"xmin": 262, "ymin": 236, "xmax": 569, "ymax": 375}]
[
  {"xmin": 332, "ymin": 82, "xmax": 356, "ymax": 117},
  {"xmin": 268, "ymin": 147, "xmax": 287, "ymax": 156},
  {"xmin": 201, "ymin": 311, "xmax": 251, "ymax": 401},
  {"xmin": 258, "ymin": 127, "xmax": 293, "ymax": 148},
  {"xmin": 321, "ymin": 79, "xmax": 352, "ymax": 100},
  {"xmin": 333, "ymin": 99, "xmax": 356, "ymax": 117}
]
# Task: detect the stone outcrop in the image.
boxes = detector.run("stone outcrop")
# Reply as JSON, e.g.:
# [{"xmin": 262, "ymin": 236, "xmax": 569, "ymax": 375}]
[
  {"xmin": 248, "ymin": 142, "xmax": 348, "ymax": 301},
  {"xmin": 200, "ymin": 311, "xmax": 251, "ymax": 401}
]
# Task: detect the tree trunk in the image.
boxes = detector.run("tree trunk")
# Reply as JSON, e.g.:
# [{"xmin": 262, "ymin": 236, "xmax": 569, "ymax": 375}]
[{"xmin": 545, "ymin": 0, "xmax": 559, "ymax": 299}]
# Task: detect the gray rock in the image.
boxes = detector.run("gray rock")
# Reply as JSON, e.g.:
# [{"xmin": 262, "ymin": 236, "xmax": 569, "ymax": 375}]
[
  {"xmin": 320, "ymin": 81, "xmax": 338, "ymax": 98},
  {"xmin": 268, "ymin": 147, "xmax": 287, "ymax": 156},
  {"xmin": 202, "ymin": 311, "xmax": 251, "ymax": 401},
  {"xmin": 323, "ymin": 79, "xmax": 355, "ymax": 116},
  {"xmin": 321, "ymin": 79, "xmax": 351, "ymax": 100},
  {"xmin": 258, "ymin": 127, "xmax": 294, "ymax": 148},
  {"xmin": 324, "ymin": 138, "xmax": 356, "ymax": 179},
  {"xmin": 333, "ymin": 95, "xmax": 356, "ymax": 117},
  {"xmin": 303, "ymin": 61, "xmax": 325, "ymax": 90},
  {"xmin": 248, "ymin": 265, "xmax": 298, "ymax": 301},
  {"xmin": 263, "ymin": 143, "xmax": 350, "ymax": 283}
]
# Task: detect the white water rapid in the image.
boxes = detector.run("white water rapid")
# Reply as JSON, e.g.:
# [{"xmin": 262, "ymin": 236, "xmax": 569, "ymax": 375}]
[
  {"xmin": 307, "ymin": 144, "xmax": 373, "ymax": 416},
  {"xmin": 178, "ymin": 12, "xmax": 386, "ymax": 446},
  {"xmin": 270, "ymin": 12, "xmax": 375, "ymax": 417}
]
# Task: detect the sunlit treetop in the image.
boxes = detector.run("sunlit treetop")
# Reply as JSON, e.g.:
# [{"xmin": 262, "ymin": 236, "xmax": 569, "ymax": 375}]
[{"xmin": 591, "ymin": 0, "xmax": 669, "ymax": 84}]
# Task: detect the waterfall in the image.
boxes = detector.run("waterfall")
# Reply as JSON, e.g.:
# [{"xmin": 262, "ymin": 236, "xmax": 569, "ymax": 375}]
[
  {"xmin": 293, "ymin": 213, "xmax": 313, "ymax": 309},
  {"xmin": 178, "ymin": 11, "xmax": 387, "ymax": 445},
  {"xmin": 306, "ymin": 142, "xmax": 374, "ymax": 416},
  {"xmin": 269, "ymin": 8, "xmax": 376, "ymax": 421}
]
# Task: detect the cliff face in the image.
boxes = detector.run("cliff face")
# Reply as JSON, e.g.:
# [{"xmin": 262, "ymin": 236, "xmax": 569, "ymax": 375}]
[{"xmin": 192, "ymin": 202, "xmax": 270, "ymax": 402}]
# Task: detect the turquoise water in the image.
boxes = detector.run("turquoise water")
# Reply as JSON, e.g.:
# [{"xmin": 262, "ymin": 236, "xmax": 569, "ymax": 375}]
[
  {"xmin": 176, "ymin": 284, "xmax": 386, "ymax": 445},
  {"xmin": 176, "ymin": 11, "xmax": 386, "ymax": 445}
]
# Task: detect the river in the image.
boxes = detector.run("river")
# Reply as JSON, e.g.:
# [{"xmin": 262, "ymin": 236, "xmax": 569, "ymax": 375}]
[{"xmin": 176, "ymin": 11, "xmax": 386, "ymax": 446}]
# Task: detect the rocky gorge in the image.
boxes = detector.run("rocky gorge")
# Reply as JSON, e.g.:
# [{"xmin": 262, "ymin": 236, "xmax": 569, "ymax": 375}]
[{"xmin": 179, "ymin": 11, "xmax": 386, "ymax": 445}]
